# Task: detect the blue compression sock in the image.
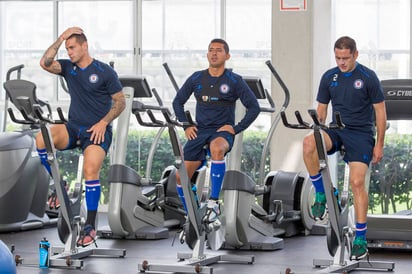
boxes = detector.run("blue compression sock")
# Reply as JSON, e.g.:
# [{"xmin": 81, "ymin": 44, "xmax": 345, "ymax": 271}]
[
  {"xmin": 85, "ymin": 180, "xmax": 101, "ymax": 211},
  {"xmin": 310, "ymin": 173, "xmax": 325, "ymax": 193},
  {"xmin": 355, "ymin": 222, "xmax": 367, "ymax": 240},
  {"xmin": 37, "ymin": 148, "xmax": 52, "ymax": 176},
  {"xmin": 176, "ymin": 184, "xmax": 187, "ymax": 213},
  {"xmin": 210, "ymin": 160, "xmax": 225, "ymax": 200}
]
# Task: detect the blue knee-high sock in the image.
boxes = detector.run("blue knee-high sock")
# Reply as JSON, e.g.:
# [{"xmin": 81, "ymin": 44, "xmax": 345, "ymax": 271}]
[
  {"xmin": 85, "ymin": 180, "xmax": 101, "ymax": 228},
  {"xmin": 210, "ymin": 160, "xmax": 225, "ymax": 200},
  {"xmin": 356, "ymin": 222, "xmax": 367, "ymax": 240},
  {"xmin": 176, "ymin": 184, "xmax": 187, "ymax": 213},
  {"xmin": 310, "ymin": 173, "xmax": 325, "ymax": 193},
  {"xmin": 85, "ymin": 180, "xmax": 101, "ymax": 211},
  {"xmin": 37, "ymin": 148, "xmax": 52, "ymax": 176}
]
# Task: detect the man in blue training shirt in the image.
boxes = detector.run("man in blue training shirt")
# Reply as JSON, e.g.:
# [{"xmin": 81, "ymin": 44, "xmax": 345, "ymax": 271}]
[
  {"xmin": 37, "ymin": 26, "xmax": 125, "ymax": 247},
  {"xmin": 172, "ymin": 38, "xmax": 260, "ymax": 224},
  {"xmin": 303, "ymin": 36, "xmax": 386, "ymax": 260}
]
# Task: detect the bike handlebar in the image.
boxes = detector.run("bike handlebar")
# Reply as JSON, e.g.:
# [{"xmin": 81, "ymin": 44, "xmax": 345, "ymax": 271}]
[{"xmin": 281, "ymin": 109, "xmax": 345, "ymax": 130}]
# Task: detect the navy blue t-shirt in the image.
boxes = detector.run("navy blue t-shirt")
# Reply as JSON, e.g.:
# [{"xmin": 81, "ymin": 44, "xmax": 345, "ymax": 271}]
[
  {"xmin": 317, "ymin": 62, "xmax": 384, "ymax": 130},
  {"xmin": 58, "ymin": 59, "xmax": 122, "ymax": 127},
  {"xmin": 173, "ymin": 69, "xmax": 260, "ymax": 134}
]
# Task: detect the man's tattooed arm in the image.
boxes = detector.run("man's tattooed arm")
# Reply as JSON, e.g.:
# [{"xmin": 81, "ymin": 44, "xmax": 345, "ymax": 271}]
[
  {"xmin": 102, "ymin": 91, "xmax": 126, "ymax": 124},
  {"xmin": 40, "ymin": 36, "xmax": 64, "ymax": 74}
]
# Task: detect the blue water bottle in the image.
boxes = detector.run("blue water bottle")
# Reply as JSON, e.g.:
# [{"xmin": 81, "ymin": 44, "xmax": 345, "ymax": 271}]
[{"xmin": 39, "ymin": 237, "xmax": 50, "ymax": 268}]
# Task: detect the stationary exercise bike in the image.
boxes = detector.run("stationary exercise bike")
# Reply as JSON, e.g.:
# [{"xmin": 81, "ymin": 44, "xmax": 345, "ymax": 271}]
[
  {"xmin": 137, "ymin": 100, "xmax": 255, "ymax": 274},
  {"xmin": 281, "ymin": 109, "xmax": 395, "ymax": 273},
  {"xmin": 100, "ymin": 75, "xmax": 185, "ymax": 240},
  {"xmin": 162, "ymin": 62, "xmax": 286, "ymax": 251},
  {"xmin": 218, "ymin": 61, "xmax": 317, "ymax": 251},
  {"xmin": 8, "ymin": 80, "xmax": 126, "ymax": 269},
  {"xmin": 0, "ymin": 64, "xmax": 57, "ymax": 232},
  {"xmin": 258, "ymin": 61, "xmax": 324, "ymax": 237},
  {"xmin": 162, "ymin": 62, "xmax": 215, "ymax": 213}
]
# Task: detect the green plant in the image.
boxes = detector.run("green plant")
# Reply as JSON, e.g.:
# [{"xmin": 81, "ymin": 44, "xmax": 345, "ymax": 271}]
[
  {"xmin": 337, "ymin": 133, "xmax": 412, "ymax": 214},
  {"xmin": 57, "ymin": 129, "xmax": 269, "ymax": 205},
  {"xmin": 58, "ymin": 129, "xmax": 412, "ymax": 213}
]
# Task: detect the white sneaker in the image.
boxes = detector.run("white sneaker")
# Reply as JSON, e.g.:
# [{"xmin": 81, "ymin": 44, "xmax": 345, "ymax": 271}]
[{"xmin": 204, "ymin": 200, "xmax": 220, "ymax": 223}]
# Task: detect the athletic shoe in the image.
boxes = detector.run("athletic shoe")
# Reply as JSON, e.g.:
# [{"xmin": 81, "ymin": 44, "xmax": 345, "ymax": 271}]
[
  {"xmin": 312, "ymin": 192, "xmax": 327, "ymax": 220},
  {"xmin": 47, "ymin": 190, "xmax": 60, "ymax": 210},
  {"xmin": 47, "ymin": 180, "xmax": 68, "ymax": 210},
  {"xmin": 350, "ymin": 237, "xmax": 369, "ymax": 260},
  {"xmin": 77, "ymin": 224, "xmax": 97, "ymax": 247},
  {"xmin": 203, "ymin": 200, "xmax": 221, "ymax": 223}
]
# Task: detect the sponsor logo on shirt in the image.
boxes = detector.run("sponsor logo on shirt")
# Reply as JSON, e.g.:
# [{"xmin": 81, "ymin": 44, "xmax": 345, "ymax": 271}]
[{"xmin": 202, "ymin": 96, "xmax": 219, "ymax": 102}]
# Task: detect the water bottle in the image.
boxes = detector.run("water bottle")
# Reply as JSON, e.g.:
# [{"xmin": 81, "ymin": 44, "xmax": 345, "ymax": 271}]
[{"xmin": 39, "ymin": 237, "xmax": 50, "ymax": 268}]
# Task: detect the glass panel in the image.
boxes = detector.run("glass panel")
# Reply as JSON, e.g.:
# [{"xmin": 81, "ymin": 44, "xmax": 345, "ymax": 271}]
[
  {"xmin": 226, "ymin": 0, "xmax": 272, "ymax": 80},
  {"xmin": 138, "ymin": 0, "xmax": 221, "ymax": 181},
  {"xmin": 58, "ymin": 1, "xmax": 134, "ymax": 100},
  {"xmin": 226, "ymin": 0, "xmax": 272, "ymax": 180},
  {"xmin": 370, "ymin": 131, "xmax": 412, "ymax": 214},
  {"xmin": 1, "ymin": 1, "xmax": 134, "ymax": 105},
  {"xmin": 142, "ymin": 0, "xmax": 220, "ymax": 104},
  {"xmin": 0, "ymin": 1, "xmax": 134, "ymax": 204},
  {"xmin": 335, "ymin": 0, "xmax": 410, "ymax": 78},
  {"xmin": 1, "ymin": 1, "xmax": 54, "ymax": 121},
  {"xmin": 140, "ymin": 0, "xmax": 272, "ymax": 182}
]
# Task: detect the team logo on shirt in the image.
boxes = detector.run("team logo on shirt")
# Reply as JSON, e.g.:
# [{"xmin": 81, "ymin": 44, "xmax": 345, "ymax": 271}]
[
  {"xmin": 202, "ymin": 96, "xmax": 209, "ymax": 102},
  {"xmin": 220, "ymin": 84, "xmax": 229, "ymax": 94},
  {"xmin": 89, "ymin": 74, "xmax": 99, "ymax": 83},
  {"xmin": 353, "ymin": 79, "xmax": 364, "ymax": 89}
]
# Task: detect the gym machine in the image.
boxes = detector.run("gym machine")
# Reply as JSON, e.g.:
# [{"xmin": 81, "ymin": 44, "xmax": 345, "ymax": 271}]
[
  {"xmin": 366, "ymin": 79, "xmax": 412, "ymax": 250},
  {"xmin": 7, "ymin": 78, "xmax": 125, "ymax": 269},
  {"xmin": 0, "ymin": 64, "xmax": 56, "ymax": 232},
  {"xmin": 137, "ymin": 100, "xmax": 255, "ymax": 274},
  {"xmin": 281, "ymin": 109, "xmax": 394, "ymax": 273},
  {"xmin": 99, "ymin": 76, "xmax": 185, "ymax": 240},
  {"xmin": 220, "ymin": 61, "xmax": 317, "ymax": 251}
]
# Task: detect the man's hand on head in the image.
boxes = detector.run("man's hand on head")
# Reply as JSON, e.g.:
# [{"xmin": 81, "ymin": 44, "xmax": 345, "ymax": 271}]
[{"xmin": 60, "ymin": 27, "xmax": 83, "ymax": 41}]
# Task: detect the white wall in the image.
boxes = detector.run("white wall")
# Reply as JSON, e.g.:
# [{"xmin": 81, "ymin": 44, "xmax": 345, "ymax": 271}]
[{"xmin": 269, "ymin": 0, "xmax": 332, "ymax": 173}]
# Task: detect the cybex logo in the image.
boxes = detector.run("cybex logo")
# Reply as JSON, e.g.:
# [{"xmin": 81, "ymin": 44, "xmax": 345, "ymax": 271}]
[{"xmin": 386, "ymin": 89, "xmax": 412, "ymax": 96}]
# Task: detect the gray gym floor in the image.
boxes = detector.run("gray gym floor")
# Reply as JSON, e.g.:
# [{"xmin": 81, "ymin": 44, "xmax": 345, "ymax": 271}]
[{"xmin": 1, "ymin": 213, "xmax": 410, "ymax": 274}]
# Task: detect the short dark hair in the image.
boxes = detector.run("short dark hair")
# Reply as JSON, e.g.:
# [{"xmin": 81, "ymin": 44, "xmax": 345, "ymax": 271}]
[
  {"xmin": 68, "ymin": 33, "xmax": 88, "ymax": 45},
  {"xmin": 209, "ymin": 38, "xmax": 229, "ymax": 53},
  {"xmin": 334, "ymin": 36, "xmax": 357, "ymax": 54}
]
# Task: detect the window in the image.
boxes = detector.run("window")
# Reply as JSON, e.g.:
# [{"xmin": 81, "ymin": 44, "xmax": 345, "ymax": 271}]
[
  {"xmin": 142, "ymin": 0, "xmax": 221, "ymax": 103},
  {"xmin": 1, "ymin": 1, "xmax": 53, "ymax": 100},
  {"xmin": 0, "ymin": 0, "xmax": 134, "ymax": 131},
  {"xmin": 138, "ymin": 0, "xmax": 272, "ymax": 181},
  {"xmin": 58, "ymin": 1, "xmax": 135, "ymax": 100},
  {"xmin": 335, "ymin": 0, "xmax": 410, "ymax": 79},
  {"xmin": 0, "ymin": 0, "xmax": 272, "ymax": 204}
]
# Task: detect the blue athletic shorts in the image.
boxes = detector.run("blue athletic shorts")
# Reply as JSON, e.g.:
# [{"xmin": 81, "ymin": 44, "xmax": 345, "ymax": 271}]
[
  {"xmin": 63, "ymin": 122, "xmax": 112, "ymax": 154},
  {"xmin": 324, "ymin": 127, "xmax": 375, "ymax": 164},
  {"xmin": 183, "ymin": 128, "xmax": 235, "ymax": 161}
]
